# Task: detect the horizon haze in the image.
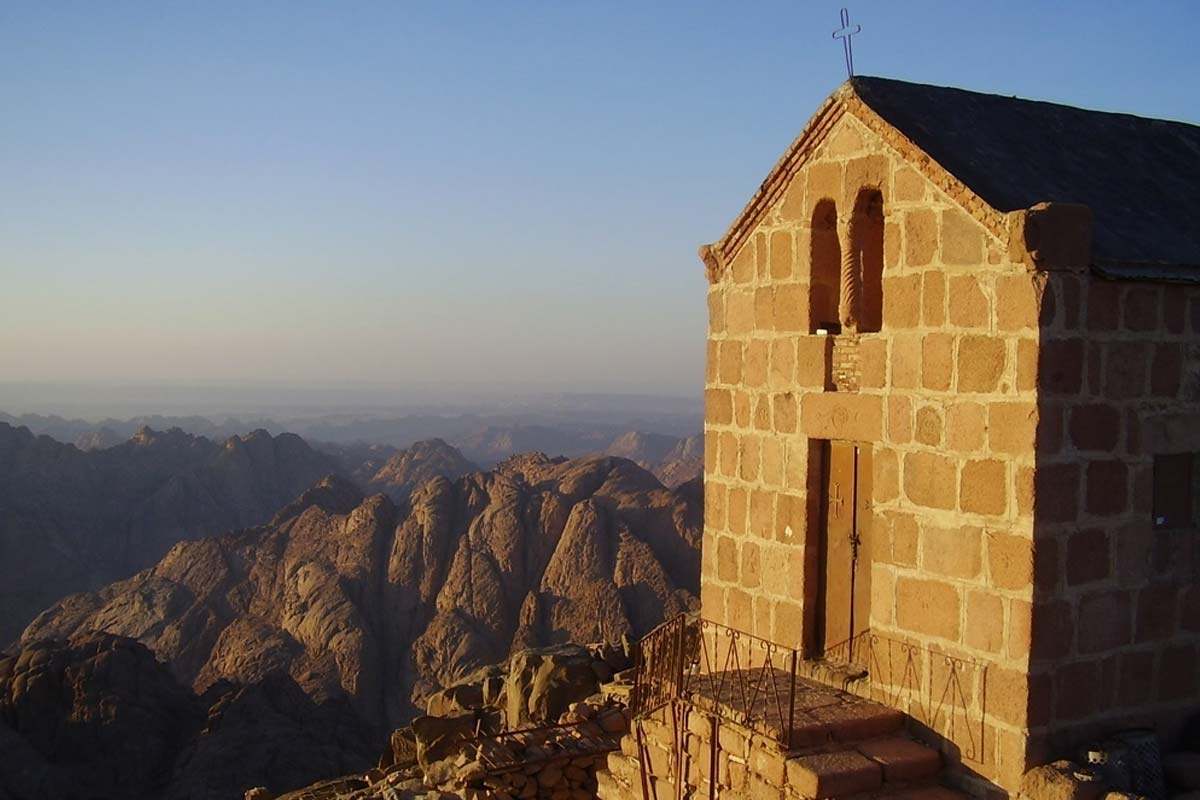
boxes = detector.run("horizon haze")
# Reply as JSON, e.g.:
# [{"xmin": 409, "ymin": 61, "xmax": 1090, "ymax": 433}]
[{"xmin": 3, "ymin": 1, "xmax": 1199, "ymax": 408}]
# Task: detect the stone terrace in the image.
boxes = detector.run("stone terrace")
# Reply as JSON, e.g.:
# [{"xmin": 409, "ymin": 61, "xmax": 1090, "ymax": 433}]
[{"xmin": 602, "ymin": 674, "xmax": 963, "ymax": 800}]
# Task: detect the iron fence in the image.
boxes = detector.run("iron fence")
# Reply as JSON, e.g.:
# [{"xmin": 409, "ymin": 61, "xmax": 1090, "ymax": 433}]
[
  {"xmin": 630, "ymin": 612, "xmax": 692, "ymax": 719},
  {"xmin": 818, "ymin": 629, "xmax": 988, "ymax": 763},
  {"xmin": 631, "ymin": 614, "xmax": 988, "ymax": 761},
  {"xmin": 685, "ymin": 618, "xmax": 800, "ymax": 746},
  {"xmin": 632, "ymin": 614, "xmax": 800, "ymax": 746}
]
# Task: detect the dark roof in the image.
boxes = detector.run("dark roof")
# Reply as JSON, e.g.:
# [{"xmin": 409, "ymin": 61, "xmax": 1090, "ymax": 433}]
[{"xmin": 850, "ymin": 76, "xmax": 1200, "ymax": 277}]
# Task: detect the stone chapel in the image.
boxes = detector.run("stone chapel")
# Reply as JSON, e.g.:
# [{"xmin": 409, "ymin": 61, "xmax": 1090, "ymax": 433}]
[{"xmin": 599, "ymin": 77, "xmax": 1200, "ymax": 799}]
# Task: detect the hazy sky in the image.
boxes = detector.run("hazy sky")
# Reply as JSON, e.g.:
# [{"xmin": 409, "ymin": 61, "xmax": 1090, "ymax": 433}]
[{"xmin": 3, "ymin": 1, "xmax": 1198, "ymax": 402}]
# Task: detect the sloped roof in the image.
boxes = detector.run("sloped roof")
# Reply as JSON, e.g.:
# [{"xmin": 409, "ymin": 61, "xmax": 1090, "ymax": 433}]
[{"xmin": 851, "ymin": 76, "xmax": 1200, "ymax": 277}]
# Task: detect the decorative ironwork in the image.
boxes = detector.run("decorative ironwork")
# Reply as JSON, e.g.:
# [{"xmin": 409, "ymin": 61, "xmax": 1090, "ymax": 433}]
[
  {"xmin": 686, "ymin": 618, "xmax": 801, "ymax": 748},
  {"xmin": 631, "ymin": 613, "xmax": 693, "ymax": 719},
  {"xmin": 816, "ymin": 630, "xmax": 989, "ymax": 763},
  {"xmin": 632, "ymin": 615, "xmax": 990, "ymax": 765},
  {"xmin": 632, "ymin": 614, "xmax": 801, "ymax": 748}
]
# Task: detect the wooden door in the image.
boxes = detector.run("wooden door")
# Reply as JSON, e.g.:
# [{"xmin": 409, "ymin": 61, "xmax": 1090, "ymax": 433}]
[{"xmin": 816, "ymin": 441, "xmax": 873, "ymax": 658}]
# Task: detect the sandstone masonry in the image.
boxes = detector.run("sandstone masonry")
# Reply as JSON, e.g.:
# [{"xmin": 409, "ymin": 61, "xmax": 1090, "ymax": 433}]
[{"xmin": 599, "ymin": 76, "xmax": 1200, "ymax": 799}]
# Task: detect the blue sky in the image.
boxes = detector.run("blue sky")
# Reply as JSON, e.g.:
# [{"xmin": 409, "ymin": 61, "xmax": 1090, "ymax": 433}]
[{"xmin": 2, "ymin": 1, "xmax": 1198, "ymax": 402}]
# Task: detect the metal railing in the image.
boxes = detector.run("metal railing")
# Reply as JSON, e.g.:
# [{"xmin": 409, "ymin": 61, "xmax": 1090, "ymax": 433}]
[
  {"xmin": 685, "ymin": 618, "xmax": 800, "ymax": 746},
  {"xmin": 632, "ymin": 614, "xmax": 988, "ymax": 760},
  {"xmin": 818, "ymin": 629, "xmax": 988, "ymax": 763},
  {"xmin": 630, "ymin": 613, "xmax": 693, "ymax": 719},
  {"xmin": 632, "ymin": 613, "xmax": 801, "ymax": 747}
]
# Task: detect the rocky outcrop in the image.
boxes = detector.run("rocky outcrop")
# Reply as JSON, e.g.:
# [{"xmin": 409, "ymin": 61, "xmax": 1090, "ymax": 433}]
[
  {"xmin": 0, "ymin": 423, "xmax": 338, "ymax": 644},
  {"xmin": 167, "ymin": 671, "xmax": 375, "ymax": 800},
  {"xmin": 654, "ymin": 434, "xmax": 704, "ymax": 487},
  {"xmin": 458, "ymin": 427, "xmax": 705, "ymax": 487},
  {"xmin": 0, "ymin": 632, "xmax": 373, "ymax": 800},
  {"xmin": 273, "ymin": 643, "xmax": 635, "ymax": 800},
  {"xmin": 365, "ymin": 439, "xmax": 477, "ymax": 502},
  {"xmin": 5, "ymin": 451, "xmax": 697, "ymax": 797},
  {"xmin": 0, "ymin": 632, "xmax": 200, "ymax": 799},
  {"xmin": 503, "ymin": 644, "xmax": 616, "ymax": 729},
  {"xmin": 23, "ymin": 454, "xmax": 700, "ymax": 732}
]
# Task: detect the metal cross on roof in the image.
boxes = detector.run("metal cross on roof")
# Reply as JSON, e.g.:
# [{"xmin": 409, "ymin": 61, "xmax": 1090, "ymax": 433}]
[{"xmin": 832, "ymin": 8, "xmax": 861, "ymax": 78}]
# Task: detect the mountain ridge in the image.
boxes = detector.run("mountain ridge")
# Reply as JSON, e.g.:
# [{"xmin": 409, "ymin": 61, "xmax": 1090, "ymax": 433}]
[
  {"xmin": 22, "ymin": 453, "xmax": 701, "ymax": 731},
  {"xmin": 0, "ymin": 422, "xmax": 339, "ymax": 644}
]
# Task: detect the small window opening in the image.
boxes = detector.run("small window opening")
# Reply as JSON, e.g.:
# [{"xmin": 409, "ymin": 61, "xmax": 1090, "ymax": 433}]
[
  {"xmin": 853, "ymin": 189, "xmax": 885, "ymax": 333},
  {"xmin": 1153, "ymin": 453, "xmax": 1195, "ymax": 529},
  {"xmin": 810, "ymin": 199, "xmax": 841, "ymax": 334}
]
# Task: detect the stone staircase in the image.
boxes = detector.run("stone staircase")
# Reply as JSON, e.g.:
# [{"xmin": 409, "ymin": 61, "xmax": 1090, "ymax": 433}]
[{"xmin": 597, "ymin": 673, "xmax": 970, "ymax": 800}]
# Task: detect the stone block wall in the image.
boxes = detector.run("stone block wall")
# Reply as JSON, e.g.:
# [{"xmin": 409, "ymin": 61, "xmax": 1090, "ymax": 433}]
[
  {"xmin": 600, "ymin": 708, "xmax": 816, "ymax": 800},
  {"xmin": 1027, "ymin": 273, "xmax": 1200, "ymax": 756},
  {"xmin": 701, "ymin": 113, "xmax": 1043, "ymax": 788},
  {"xmin": 699, "ymin": 103, "xmax": 1200, "ymax": 795}
]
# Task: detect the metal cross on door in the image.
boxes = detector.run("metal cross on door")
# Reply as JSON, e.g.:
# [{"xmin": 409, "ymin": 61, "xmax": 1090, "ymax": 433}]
[
  {"xmin": 817, "ymin": 441, "xmax": 873, "ymax": 659},
  {"xmin": 829, "ymin": 482, "xmax": 846, "ymax": 520}
]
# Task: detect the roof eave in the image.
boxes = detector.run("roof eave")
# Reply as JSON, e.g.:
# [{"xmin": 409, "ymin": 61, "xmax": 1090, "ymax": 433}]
[
  {"xmin": 704, "ymin": 80, "xmax": 1010, "ymax": 283},
  {"xmin": 704, "ymin": 91, "xmax": 848, "ymax": 271},
  {"xmin": 1092, "ymin": 259, "xmax": 1200, "ymax": 284}
]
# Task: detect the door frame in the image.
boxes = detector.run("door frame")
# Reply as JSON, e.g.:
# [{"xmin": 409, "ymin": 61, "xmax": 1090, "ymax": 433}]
[{"xmin": 810, "ymin": 438, "xmax": 873, "ymax": 661}]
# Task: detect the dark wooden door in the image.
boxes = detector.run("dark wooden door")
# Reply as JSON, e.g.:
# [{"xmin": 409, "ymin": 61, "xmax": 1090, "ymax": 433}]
[{"xmin": 817, "ymin": 441, "xmax": 873, "ymax": 658}]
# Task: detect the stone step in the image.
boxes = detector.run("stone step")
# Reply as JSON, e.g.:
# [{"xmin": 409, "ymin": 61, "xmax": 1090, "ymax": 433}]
[
  {"xmin": 603, "ymin": 724, "xmax": 958, "ymax": 800},
  {"xmin": 784, "ymin": 734, "xmax": 949, "ymax": 800},
  {"xmin": 787, "ymin": 700, "xmax": 906, "ymax": 748},
  {"xmin": 856, "ymin": 737, "xmax": 943, "ymax": 784},
  {"xmin": 787, "ymin": 749, "xmax": 885, "ymax": 798}
]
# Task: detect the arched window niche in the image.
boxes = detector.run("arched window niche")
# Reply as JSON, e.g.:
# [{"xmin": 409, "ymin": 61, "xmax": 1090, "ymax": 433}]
[
  {"xmin": 851, "ymin": 188, "xmax": 885, "ymax": 333},
  {"xmin": 809, "ymin": 199, "xmax": 841, "ymax": 334}
]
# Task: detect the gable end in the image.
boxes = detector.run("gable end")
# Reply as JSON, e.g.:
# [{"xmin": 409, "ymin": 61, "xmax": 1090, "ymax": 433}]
[{"xmin": 704, "ymin": 82, "xmax": 1010, "ymax": 283}]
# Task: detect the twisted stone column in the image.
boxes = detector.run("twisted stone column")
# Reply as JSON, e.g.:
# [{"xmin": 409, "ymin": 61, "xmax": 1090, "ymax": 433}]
[{"xmin": 837, "ymin": 216, "xmax": 860, "ymax": 332}]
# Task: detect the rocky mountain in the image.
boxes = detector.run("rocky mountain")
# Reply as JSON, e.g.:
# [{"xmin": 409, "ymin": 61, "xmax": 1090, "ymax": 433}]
[
  {"xmin": 72, "ymin": 426, "xmax": 123, "ymax": 451},
  {"xmin": 0, "ymin": 411, "xmax": 278, "ymax": 447},
  {"xmin": 315, "ymin": 440, "xmax": 399, "ymax": 485},
  {"xmin": 0, "ymin": 632, "xmax": 375, "ymax": 800},
  {"xmin": 656, "ymin": 434, "xmax": 704, "ymax": 486},
  {"xmin": 363, "ymin": 438, "xmax": 477, "ymax": 501},
  {"xmin": 458, "ymin": 427, "xmax": 703, "ymax": 486},
  {"xmin": 4, "ymin": 407, "xmax": 703, "ymax": 486},
  {"xmin": 454, "ymin": 424, "xmax": 609, "ymax": 465},
  {"xmin": 22, "ymin": 455, "xmax": 701, "ymax": 738},
  {"xmin": 0, "ymin": 423, "xmax": 338, "ymax": 645},
  {"xmin": 603, "ymin": 431, "xmax": 703, "ymax": 487}
]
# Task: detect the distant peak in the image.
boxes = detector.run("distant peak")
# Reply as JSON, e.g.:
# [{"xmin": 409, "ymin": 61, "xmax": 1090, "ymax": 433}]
[
  {"xmin": 131, "ymin": 426, "xmax": 159, "ymax": 445},
  {"xmin": 272, "ymin": 474, "xmax": 364, "ymax": 523},
  {"xmin": 410, "ymin": 437, "xmax": 453, "ymax": 451}
]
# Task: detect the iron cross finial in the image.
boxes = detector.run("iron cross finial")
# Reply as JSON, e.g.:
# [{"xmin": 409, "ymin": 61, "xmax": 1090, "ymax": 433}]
[{"xmin": 832, "ymin": 8, "xmax": 861, "ymax": 78}]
